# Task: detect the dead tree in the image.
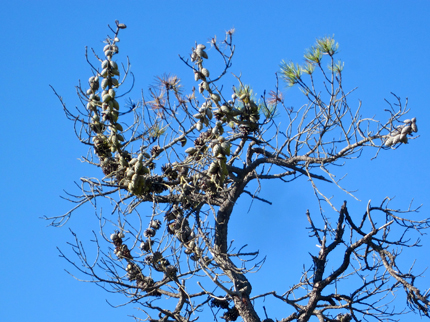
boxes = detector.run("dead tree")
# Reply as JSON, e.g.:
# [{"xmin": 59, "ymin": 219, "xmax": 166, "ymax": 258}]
[{"xmin": 49, "ymin": 21, "xmax": 429, "ymax": 322}]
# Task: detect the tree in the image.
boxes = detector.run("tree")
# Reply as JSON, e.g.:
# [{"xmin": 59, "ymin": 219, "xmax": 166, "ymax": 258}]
[{"xmin": 49, "ymin": 21, "xmax": 429, "ymax": 322}]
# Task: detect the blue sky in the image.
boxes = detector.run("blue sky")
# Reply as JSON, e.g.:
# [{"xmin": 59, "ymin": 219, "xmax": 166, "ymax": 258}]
[{"xmin": 2, "ymin": 1, "xmax": 430, "ymax": 321}]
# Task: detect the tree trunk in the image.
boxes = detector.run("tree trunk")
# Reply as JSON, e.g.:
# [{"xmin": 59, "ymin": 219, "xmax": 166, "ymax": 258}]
[
  {"xmin": 233, "ymin": 295, "xmax": 261, "ymax": 322},
  {"xmin": 213, "ymin": 182, "xmax": 261, "ymax": 322}
]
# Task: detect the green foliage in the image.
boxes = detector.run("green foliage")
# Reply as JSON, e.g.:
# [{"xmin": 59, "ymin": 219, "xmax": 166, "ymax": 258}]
[
  {"xmin": 304, "ymin": 46, "xmax": 322, "ymax": 64},
  {"xmin": 316, "ymin": 36, "xmax": 339, "ymax": 56},
  {"xmin": 328, "ymin": 59, "xmax": 345, "ymax": 74},
  {"xmin": 234, "ymin": 84, "xmax": 254, "ymax": 103},
  {"xmin": 148, "ymin": 123, "xmax": 167, "ymax": 139},
  {"xmin": 301, "ymin": 62, "xmax": 316, "ymax": 75},
  {"xmin": 279, "ymin": 61, "xmax": 302, "ymax": 87},
  {"xmin": 259, "ymin": 102, "xmax": 278, "ymax": 119},
  {"xmin": 234, "ymin": 84, "xmax": 278, "ymax": 120},
  {"xmin": 281, "ymin": 36, "xmax": 341, "ymax": 87}
]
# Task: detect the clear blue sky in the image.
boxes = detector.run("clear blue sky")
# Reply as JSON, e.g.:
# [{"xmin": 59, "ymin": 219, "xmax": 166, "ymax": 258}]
[{"xmin": 2, "ymin": 1, "xmax": 429, "ymax": 321}]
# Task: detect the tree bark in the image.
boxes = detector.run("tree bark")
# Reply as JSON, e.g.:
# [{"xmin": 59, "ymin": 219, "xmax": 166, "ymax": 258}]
[{"xmin": 213, "ymin": 181, "xmax": 261, "ymax": 322}]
